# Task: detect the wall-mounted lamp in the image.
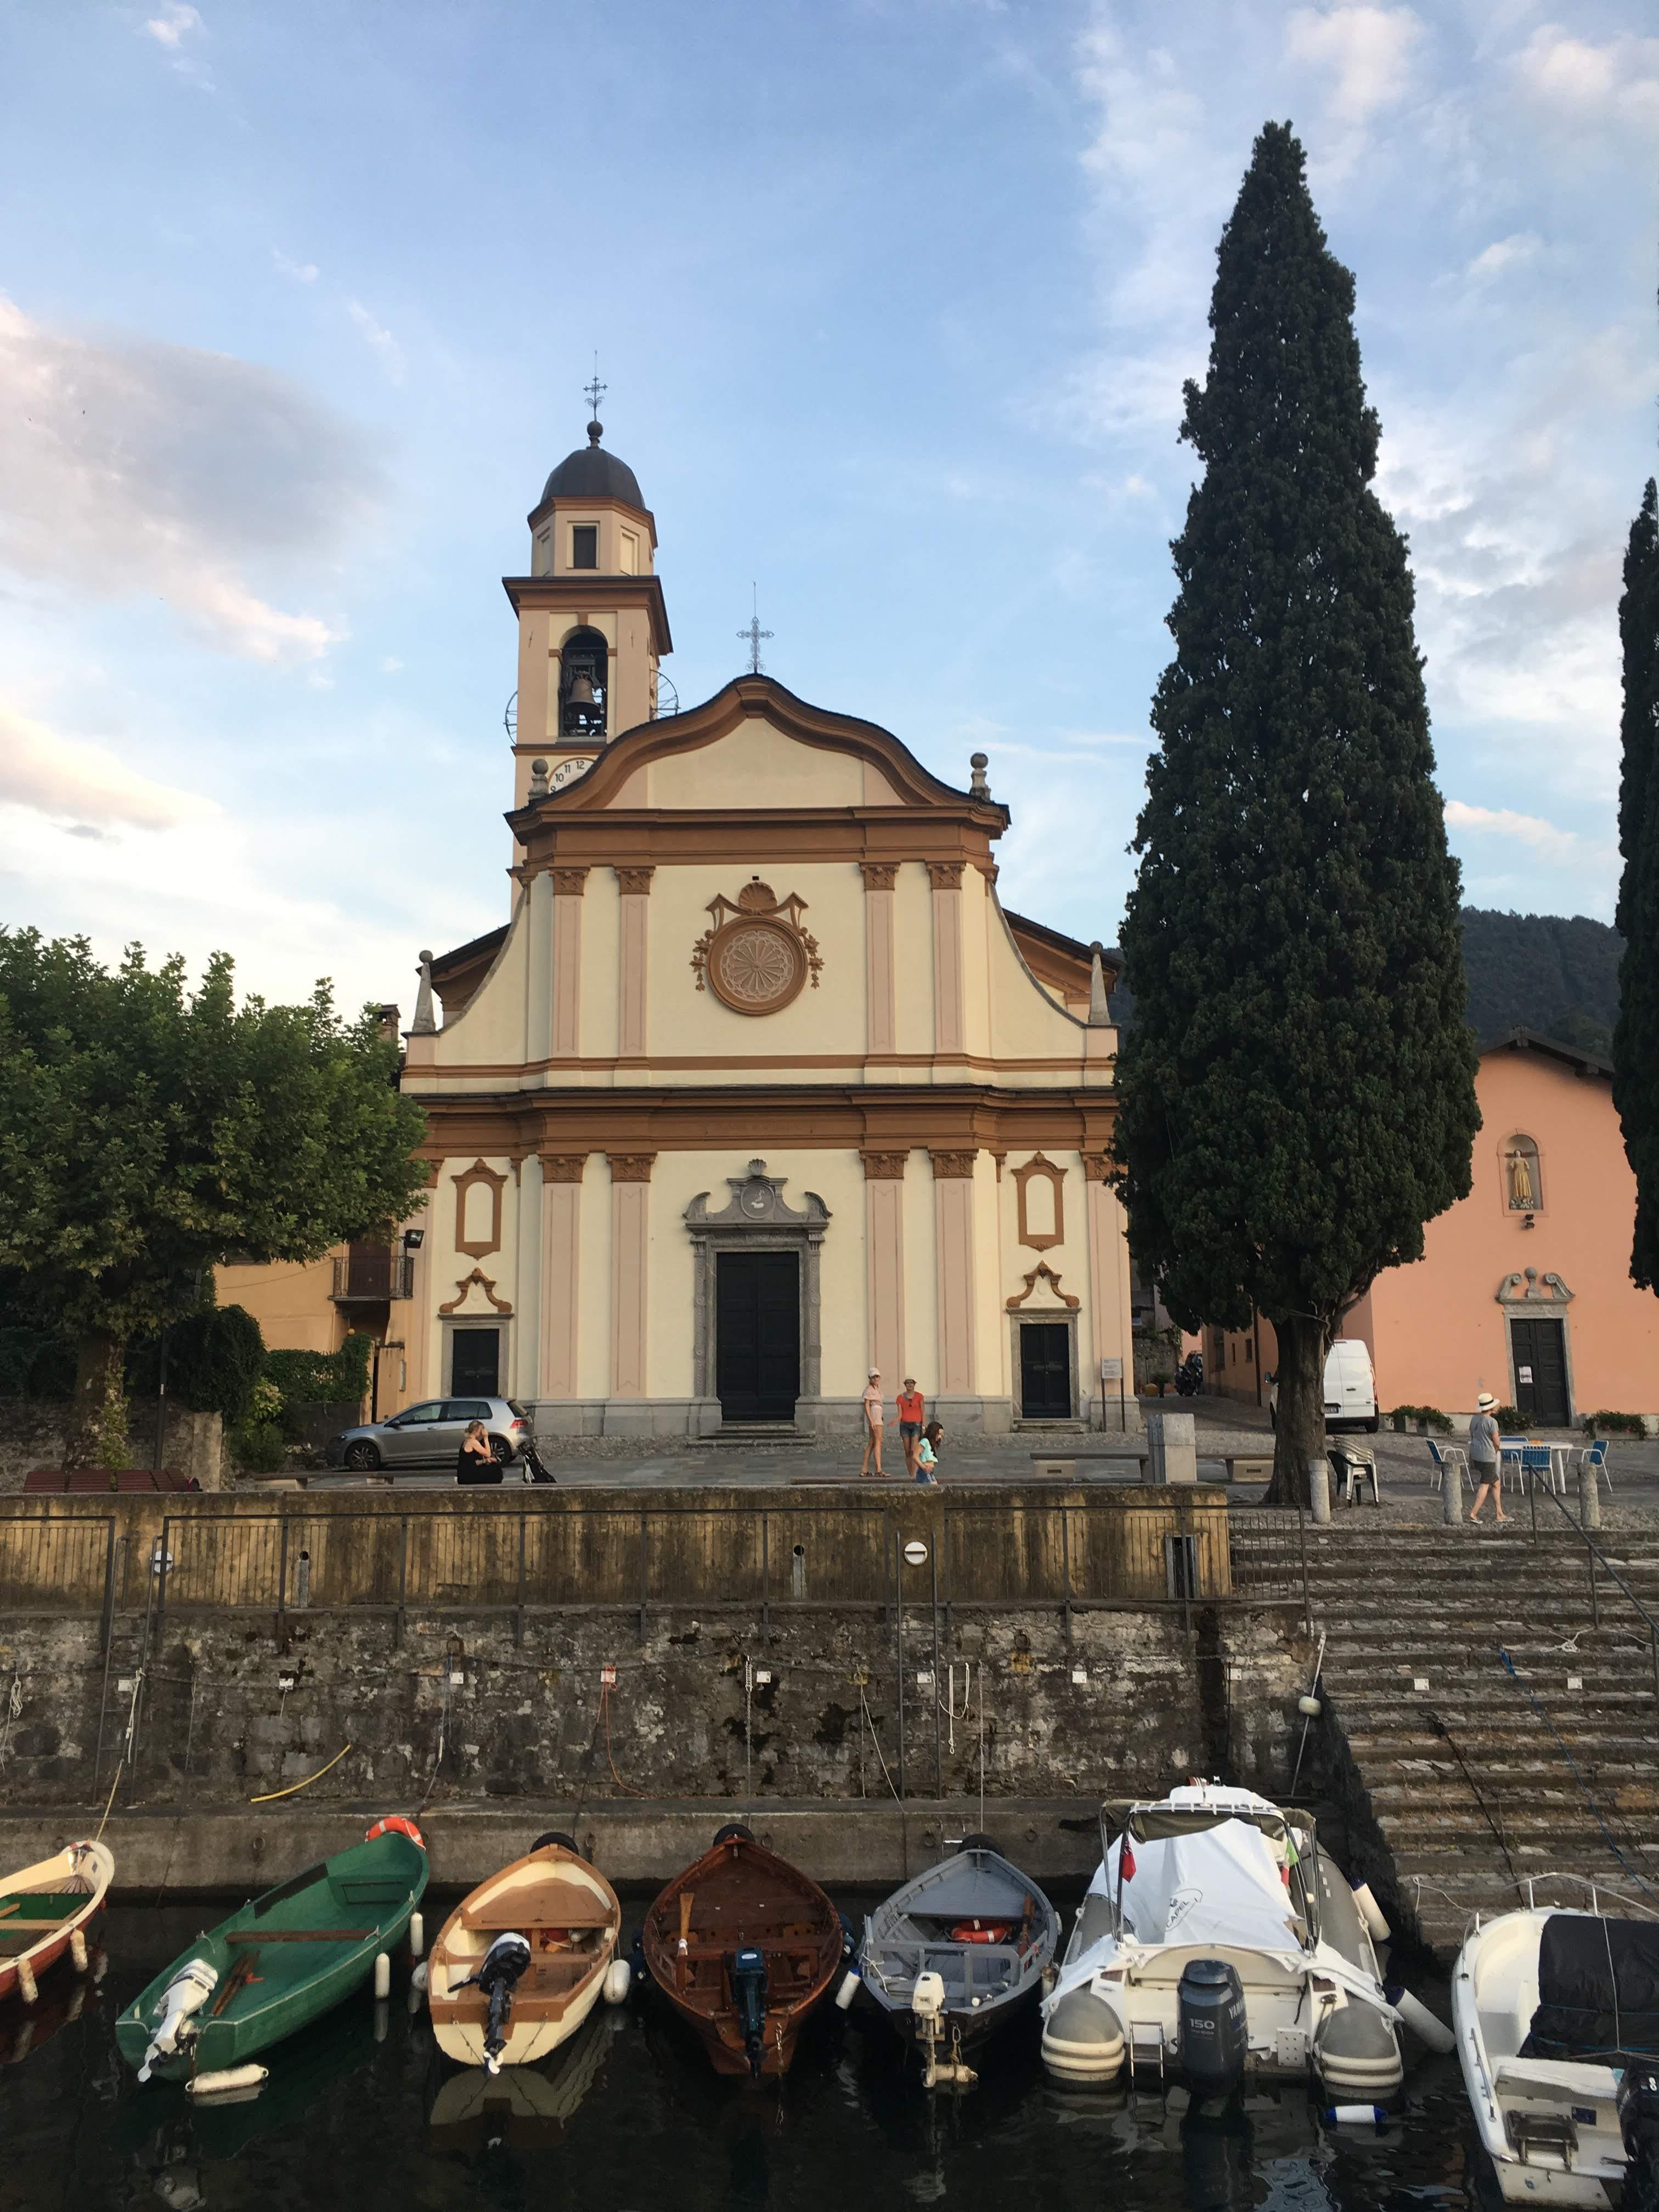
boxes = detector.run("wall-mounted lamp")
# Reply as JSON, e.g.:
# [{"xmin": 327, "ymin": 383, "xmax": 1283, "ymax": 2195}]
[{"xmin": 403, "ymin": 1229, "xmax": 425, "ymax": 1250}]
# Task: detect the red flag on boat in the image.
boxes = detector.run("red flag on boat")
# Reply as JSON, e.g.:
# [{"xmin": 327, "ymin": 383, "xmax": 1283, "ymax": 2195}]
[{"xmin": 1120, "ymin": 1839, "xmax": 1136, "ymax": 1883}]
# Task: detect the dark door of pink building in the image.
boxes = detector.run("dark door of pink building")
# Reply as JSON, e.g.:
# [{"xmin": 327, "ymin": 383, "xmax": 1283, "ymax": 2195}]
[{"xmin": 1510, "ymin": 1317, "xmax": 1569, "ymax": 1428}]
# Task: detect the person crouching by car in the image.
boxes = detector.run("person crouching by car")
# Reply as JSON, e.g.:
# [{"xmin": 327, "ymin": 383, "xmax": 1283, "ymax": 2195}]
[{"xmin": 457, "ymin": 1419, "xmax": 499, "ymax": 1484}]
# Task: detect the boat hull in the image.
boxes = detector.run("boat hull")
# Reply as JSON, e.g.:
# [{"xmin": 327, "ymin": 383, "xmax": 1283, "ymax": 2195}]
[
  {"xmin": 0, "ymin": 1840, "xmax": 112, "ymax": 2007},
  {"xmin": 115, "ymin": 1826, "xmax": 427, "ymax": 2080},
  {"xmin": 430, "ymin": 1841, "xmax": 620, "ymax": 2070},
  {"xmin": 642, "ymin": 1833, "xmax": 843, "ymax": 2079}
]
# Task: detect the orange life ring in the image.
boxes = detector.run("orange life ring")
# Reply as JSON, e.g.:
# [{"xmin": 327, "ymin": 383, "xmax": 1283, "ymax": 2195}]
[
  {"xmin": 950, "ymin": 1921, "xmax": 1014, "ymax": 1944},
  {"xmin": 365, "ymin": 1814, "xmax": 427, "ymax": 1850}
]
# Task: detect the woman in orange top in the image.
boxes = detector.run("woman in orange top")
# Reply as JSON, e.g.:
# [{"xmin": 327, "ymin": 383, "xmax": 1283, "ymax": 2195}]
[{"xmin": 896, "ymin": 1378, "xmax": 925, "ymax": 1478}]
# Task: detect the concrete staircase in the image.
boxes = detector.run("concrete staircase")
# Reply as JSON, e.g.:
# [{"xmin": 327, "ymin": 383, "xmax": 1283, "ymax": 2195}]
[{"xmin": 1298, "ymin": 1522, "xmax": 1659, "ymax": 1954}]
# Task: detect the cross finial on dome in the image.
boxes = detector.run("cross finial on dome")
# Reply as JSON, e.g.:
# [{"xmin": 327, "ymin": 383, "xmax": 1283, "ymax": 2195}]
[{"xmin": 584, "ymin": 357, "xmax": 607, "ymax": 444}]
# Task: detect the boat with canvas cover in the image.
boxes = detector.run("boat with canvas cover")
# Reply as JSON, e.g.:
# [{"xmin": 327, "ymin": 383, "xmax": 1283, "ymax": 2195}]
[
  {"xmin": 115, "ymin": 1817, "xmax": 427, "ymax": 2083},
  {"xmin": 1454, "ymin": 1903, "xmax": 1659, "ymax": 2207},
  {"xmin": 641, "ymin": 1824, "xmax": 844, "ymax": 2078},
  {"xmin": 1041, "ymin": 1784, "xmax": 1408, "ymax": 2097},
  {"xmin": 0, "ymin": 1838, "xmax": 112, "ymax": 2008},
  {"xmin": 856, "ymin": 1838, "xmax": 1059, "ymax": 2086},
  {"xmin": 430, "ymin": 1831, "xmax": 622, "ymax": 2073}
]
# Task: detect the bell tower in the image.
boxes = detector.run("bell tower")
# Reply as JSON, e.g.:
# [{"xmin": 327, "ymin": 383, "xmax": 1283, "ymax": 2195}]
[{"xmin": 505, "ymin": 390, "xmax": 673, "ymax": 812}]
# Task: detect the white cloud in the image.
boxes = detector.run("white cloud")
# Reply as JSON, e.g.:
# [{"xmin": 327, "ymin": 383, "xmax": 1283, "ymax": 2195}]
[
  {"xmin": 272, "ymin": 249, "xmax": 319, "ymax": 284},
  {"xmin": 1284, "ymin": 5, "xmax": 1424, "ymax": 125},
  {"xmin": 346, "ymin": 300, "xmax": 404, "ymax": 385},
  {"xmin": 0, "ymin": 292, "xmax": 385, "ymax": 662},
  {"xmin": 1444, "ymin": 799, "xmax": 1580, "ymax": 860},
  {"xmin": 143, "ymin": 3, "xmax": 202, "ymax": 49},
  {"xmin": 0, "ymin": 699, "xmax": 217, "ymax": 834},
  {"xmin": 1464, "ymin": 232, "xmax": 1541, "ymax": 285},
  {"xmin": 380, "ymin": 656, "xmax": 404, "ymax": 673},
  {"xmin": 1514, "ymin": 24, "xmax": 1659, "ymax": 131}
]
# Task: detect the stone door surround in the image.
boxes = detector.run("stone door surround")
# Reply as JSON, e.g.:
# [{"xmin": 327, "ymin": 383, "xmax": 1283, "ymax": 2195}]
[{"xmin": 685, "ymin": 1159, "xmax": 829, "ymax": 1432}]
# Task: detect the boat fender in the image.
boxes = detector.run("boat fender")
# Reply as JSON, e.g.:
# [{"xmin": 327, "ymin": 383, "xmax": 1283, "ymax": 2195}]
[
  {"xmin": 16, "ymin": 1956, "xmax": 37, "ymax": 2006},
  {"xmin": 138, "ymin": 1959, "xmax": 220, "ymax": 2081},
  {"xmin": 409, "ymin": 1911, "xmax": 424, "ymax": 1960},
  {"xmin": 603, "ymin": 1959, "xmax": 633, "ymax": 2006},
  {"xmin": 374, "ymin": 1951, "xmax": 391, "ymax": 2000},
  {"xmin": 1385, "ymin": 1985, "xmax": 1453, "ymax": 2054},
  {"xmin": 1351, "ymin": 1880, "xmax": 1390, "ymax": 1943},
  {"xmin": 1299, "ymin": 1695, "xmax": 1323, "ymax": 1718},
  {"xmin": 1324, "ymin": 2104, "xmax": 1387, "ymax": 2128},
  {"xmin": 835, "ymin": 1966, "xmax": 862, "ymax": 2012},
  {"xmin": 364, "ymin": 1814, "xmax": 426, "ymax": 1851},
  {"xmin": 70, "ymin": 1927, "xmax": 89, "ymax": 1974},
  {"xmin": 187, "ymin": 2064, "xmax": 269, "ymax": 2101}
]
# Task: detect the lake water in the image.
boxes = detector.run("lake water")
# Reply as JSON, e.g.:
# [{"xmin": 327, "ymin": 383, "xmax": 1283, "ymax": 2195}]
[{"xmin": 1, "ymin": 1898, "xmax": 1488, "ymax": 2212}]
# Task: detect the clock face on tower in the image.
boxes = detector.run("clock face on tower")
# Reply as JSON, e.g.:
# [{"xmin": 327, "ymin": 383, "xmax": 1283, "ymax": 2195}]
[{"xmin": 547, "ymin": 754, "xmax": 596, "ymax": 792}]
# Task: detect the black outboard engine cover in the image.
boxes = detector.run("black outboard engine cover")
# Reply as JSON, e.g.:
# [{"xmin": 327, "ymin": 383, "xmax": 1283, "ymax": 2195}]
[
  {"xmin": 1621, "ymin": 2067, "xmax": 1659, "ymax": 2212},
  {"xmin": 729, "ymin": 1947, "xmax": 769, "ymax": 2076},
  {"xmin": 475, "ymin": 1931, "xmax": 532, "ymax": 2072},
  {"xmin": 1178, "ymin": 1957, "xmax": 1248, "ymax": 2100}
]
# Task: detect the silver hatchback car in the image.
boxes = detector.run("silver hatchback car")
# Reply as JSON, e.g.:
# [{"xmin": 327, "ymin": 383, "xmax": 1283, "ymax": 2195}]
[{"xmin": 325, "ymin": 1395, "xmax": 532, "ymax": 1475}]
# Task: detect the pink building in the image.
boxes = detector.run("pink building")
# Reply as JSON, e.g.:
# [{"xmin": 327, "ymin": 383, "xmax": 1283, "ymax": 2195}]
[{"xmin": 1204, "ymin": 1030, "xmax": 1659, "ymax": 1430}]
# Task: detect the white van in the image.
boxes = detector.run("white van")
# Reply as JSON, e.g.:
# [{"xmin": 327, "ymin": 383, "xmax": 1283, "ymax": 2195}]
[{"xmin": 1267, "ymin": 1339, "xmax": 1379, "ymax": 1434}]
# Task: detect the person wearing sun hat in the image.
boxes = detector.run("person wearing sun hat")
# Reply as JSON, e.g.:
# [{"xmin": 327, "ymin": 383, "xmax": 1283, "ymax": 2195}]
[{"xmin": 1468, "ymin": 1391, "xmax": 1507, "ymax": 1523}]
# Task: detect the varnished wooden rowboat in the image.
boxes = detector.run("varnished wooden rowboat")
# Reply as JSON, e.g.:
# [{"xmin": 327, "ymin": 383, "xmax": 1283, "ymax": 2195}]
[
  {"xmin": 0, "ymin": 1838, "xmax": 112, "ymax": 2008},
  {"xmin": 430, "ymin": 1833, "xmax": 621, "ymax": 2072},
  {"xmin": 642, "ymin": 1826, "xmax": 844, "ymax": 2077}
]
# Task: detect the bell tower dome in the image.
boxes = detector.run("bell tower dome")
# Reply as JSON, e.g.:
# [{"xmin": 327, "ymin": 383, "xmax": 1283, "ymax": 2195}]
[{"xmin": 505, "ymin": 397, "xmax": 673, "ymax": 812}]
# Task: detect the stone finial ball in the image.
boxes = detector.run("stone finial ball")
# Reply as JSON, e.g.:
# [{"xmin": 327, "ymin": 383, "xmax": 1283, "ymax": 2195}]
[
  {"xmin": 970, "ymin": 751, "xmax": 989, "ymax": 769},
  {"xmin": 419, "ymin": 949, "xmax": 433, "ymax": 964}
]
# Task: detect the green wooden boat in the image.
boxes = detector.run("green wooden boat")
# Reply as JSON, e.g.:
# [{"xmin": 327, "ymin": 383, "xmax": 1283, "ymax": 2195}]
[{"xmin": 116, "ymin": 1818, "xmax": 428, "ymax": 2083}]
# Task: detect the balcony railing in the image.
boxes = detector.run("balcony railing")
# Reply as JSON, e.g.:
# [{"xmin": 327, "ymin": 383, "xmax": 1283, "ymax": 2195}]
[{"xmin": 330, "ymin": 1249, "xmax": 413, "ymax": 1302}]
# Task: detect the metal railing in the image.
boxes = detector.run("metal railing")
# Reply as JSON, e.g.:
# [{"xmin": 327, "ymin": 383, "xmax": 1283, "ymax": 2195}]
[
  {"xmin": 330, "ymin": 1249, "xmax": 413, "ymax": 1301},
  {"xmin": 0, "ymin": 1496, "xmax": 1299, "ymax": 1651},
  {"xmin": 1530, "ymin": 1480, "xmax": 1659, "ymax": 1701}
]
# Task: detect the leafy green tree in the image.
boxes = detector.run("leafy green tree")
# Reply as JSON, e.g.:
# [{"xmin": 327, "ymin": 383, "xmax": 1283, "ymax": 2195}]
[
  {"xmin": 1613, "ymin": 478, "xmax": 1659, "ymax": 1290},
  {"xmin": 1111, "ymin": 123, "xmax": 1480, "ymax": 1505},
  {"xmin": 0, "ymin": 932, "xmax": 428, "ymax": 1466}
]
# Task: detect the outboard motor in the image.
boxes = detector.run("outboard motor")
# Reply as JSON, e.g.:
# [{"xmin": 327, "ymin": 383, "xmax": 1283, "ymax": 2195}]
[
  {"xmin": 1177, "ymin": 1958, "xmax": 1248, "ymax": 2101},
  {"xmin": 1621, "ymin": 2066, "xmax": 1659, "ymax": 2212},
  {"xmin": 728, "ymin": 1948, "xmax": 769, "ymax": 2077},
  {"xmin": 464, "ymin": 1931, "xmax": 532, "ymax": 2075}
]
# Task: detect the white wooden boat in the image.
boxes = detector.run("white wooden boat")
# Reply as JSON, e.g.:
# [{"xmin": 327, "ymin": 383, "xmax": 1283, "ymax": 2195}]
[
  {"xmin": 0, "ymin": 1839, "xmax": 113, "ymax": 2007},
  {"xmin": 431, "ymin": 1835, "xmax": 621, "ymax": 2073},
  {"xmin": 1454, "ymin": 1905, "xmax": 1659, "ymax": 2206},
  {"xmin": 1041, "ymin": 1784, "xmax": 1409, "ymax": 2096}
]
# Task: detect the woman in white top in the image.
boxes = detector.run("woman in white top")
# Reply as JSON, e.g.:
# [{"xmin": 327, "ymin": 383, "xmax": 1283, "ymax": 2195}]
[{"xmin": 859, "ymin": 1368, "xmax": 888, "ymax": 1478}]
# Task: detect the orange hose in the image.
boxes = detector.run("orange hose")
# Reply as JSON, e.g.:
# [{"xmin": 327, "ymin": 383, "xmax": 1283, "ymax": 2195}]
[{"xmin": 601, "ymin": 1687, "xmax": 646, "ymax": 1798}]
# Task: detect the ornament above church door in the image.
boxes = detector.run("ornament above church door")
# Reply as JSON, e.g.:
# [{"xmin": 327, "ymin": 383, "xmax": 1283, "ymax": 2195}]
[{"xmin": 691, "ymin": 881, "xmax": 823, "ymax": 1016}]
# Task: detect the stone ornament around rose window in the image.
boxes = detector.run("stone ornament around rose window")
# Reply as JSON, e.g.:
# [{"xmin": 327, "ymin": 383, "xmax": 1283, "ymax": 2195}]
[{"xmin": 691, "ymin": 881, "xmax": 823, "ymax": 1015}]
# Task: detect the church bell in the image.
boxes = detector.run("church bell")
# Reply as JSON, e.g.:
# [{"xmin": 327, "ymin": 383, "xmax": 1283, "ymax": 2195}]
[{"xmin": 567, "ymin": 671, "xmax": 597, "ymax": 707}]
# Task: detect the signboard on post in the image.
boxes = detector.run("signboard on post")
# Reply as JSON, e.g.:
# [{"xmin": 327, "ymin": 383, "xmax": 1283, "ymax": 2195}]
[{"xmin": 1100, "ymin": 1356, "xmax": 1126, "ymax": 1431}]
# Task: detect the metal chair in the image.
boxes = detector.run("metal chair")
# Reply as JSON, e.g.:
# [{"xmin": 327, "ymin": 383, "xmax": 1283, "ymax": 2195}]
[
  {"xmin": 1497, "ymin": 1436, "xmax": 1529, "ymax": 1498},
  {"xmin": 1426, "ymin": 1438, "xmax": 1468, "ymax": 1493},
  {"xmin": 1577, "ymin": 1438, "xmax": 1613, "ymax": 1497}
]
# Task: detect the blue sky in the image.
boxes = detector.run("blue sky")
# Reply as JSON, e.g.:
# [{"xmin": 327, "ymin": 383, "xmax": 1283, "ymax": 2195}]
[{"xmin": 2, "ymin": 1, "xmax": 1656, "ymax": 1018}]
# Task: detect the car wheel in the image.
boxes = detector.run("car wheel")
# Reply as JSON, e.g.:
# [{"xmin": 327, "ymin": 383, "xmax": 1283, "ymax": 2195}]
[
  {"xmin": 344, "ymin": 1441, "xmax": 381, "ymax": 1471},
  {"xmin": 490, "ymin": 1436, "xmax": 514, "ymax": 1465},
  {"xmin": 1364, "ymin": 1415, "xmax": 1380, "ymax": 1434}
]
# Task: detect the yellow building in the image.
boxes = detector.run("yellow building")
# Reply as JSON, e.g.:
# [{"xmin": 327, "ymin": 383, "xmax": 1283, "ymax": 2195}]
[{"xmin": 394, "ymin": 415, "xmax": 1138, "ymax": 1438}]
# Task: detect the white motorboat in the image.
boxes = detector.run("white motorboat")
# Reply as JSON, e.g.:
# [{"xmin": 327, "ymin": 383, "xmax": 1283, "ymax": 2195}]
[
  {"xmin": 1453, "ymin": 1904, "xmax": 1659, "ymax": 2207},
  {"xmin": 1041, "ymin": 1784, "xmax": 1414, "ymax": 2098}
]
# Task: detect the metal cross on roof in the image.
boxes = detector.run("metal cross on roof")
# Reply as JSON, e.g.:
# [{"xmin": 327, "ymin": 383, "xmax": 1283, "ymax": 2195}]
[
  {"xmin": 583, "ymin": 358, "xmax": 607, "ymax": 422},
  {"xmin": 738, "ymin": 585, "xmax": 774, "ymax": 674}
]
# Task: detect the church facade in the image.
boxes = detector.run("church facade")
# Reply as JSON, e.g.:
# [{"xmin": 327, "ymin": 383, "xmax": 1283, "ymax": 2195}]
[{"xmin": 397, "ymin": 420, "xmax": 1137, "ymax": 1438}]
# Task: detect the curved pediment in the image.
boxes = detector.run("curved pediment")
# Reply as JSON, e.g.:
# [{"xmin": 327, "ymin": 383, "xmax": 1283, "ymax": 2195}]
[{"xmin": 508, "ymin": 674, "xmax": 1009, "ymax": 825}]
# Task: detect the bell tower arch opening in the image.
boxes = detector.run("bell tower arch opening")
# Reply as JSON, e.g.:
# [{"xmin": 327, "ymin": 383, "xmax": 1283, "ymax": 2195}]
[{"xmin": 558, "ymin": 627, "xmax": 609, "ymax": 738}]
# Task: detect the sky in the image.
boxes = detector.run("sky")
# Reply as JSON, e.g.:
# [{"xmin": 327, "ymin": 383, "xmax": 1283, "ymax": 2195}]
[{"xmin": 1, "ymin": 0, "xmax": 1656, "ymax": 1019}]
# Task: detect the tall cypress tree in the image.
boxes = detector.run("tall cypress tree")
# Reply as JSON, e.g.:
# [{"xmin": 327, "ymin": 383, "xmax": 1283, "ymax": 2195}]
[
  {"xmin": 1113, "ymin": 123, "xmax": 1480, "ymax": 1505},
  {"xmin": 1613, "ymin": 477, "xmax": 1659, "ymax": 1291}
]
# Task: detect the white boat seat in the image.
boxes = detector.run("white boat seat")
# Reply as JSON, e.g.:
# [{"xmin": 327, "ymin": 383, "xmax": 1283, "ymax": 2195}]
[{"xmin": 1494, "ymin": 2058, "xmax": 1622, "ymax": 2103}]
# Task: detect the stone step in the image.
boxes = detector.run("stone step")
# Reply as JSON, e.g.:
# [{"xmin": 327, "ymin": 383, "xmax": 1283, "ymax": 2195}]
[
  {"xmin": 1369, "ymin": 1774, "xmax": 1659, "ymax": 1810},
  {"xmin": 1348, "ymin": 1730, "xmax": 1657, "ymax": 1757}
]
